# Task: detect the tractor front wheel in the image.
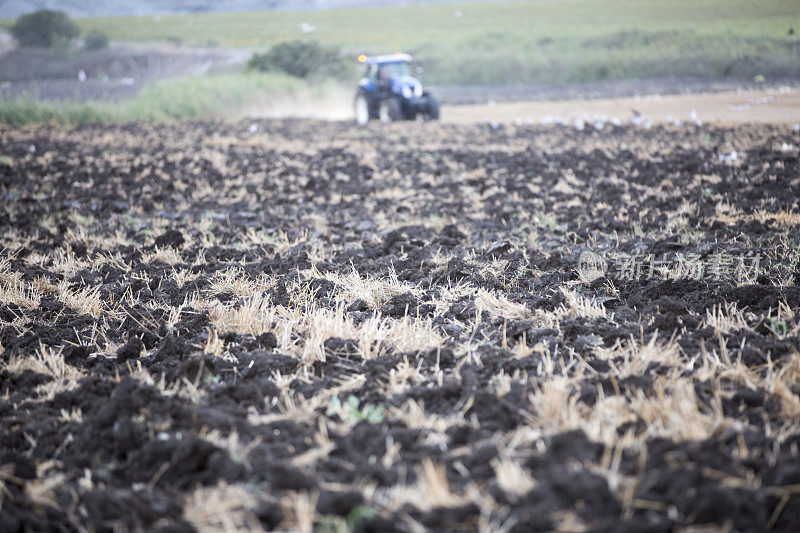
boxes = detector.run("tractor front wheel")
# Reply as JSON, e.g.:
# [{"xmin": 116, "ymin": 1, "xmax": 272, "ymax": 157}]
[
  {"xmin": 379, "ymin": 98, "xmax": 402, "ymax": 123},
  {"xmin": 424, "ymin": 93, "xmax": 440, "ymax": 120},
  {"xmin": 354, "ymin": 93, "xmax": 370, "ymax": 125}
]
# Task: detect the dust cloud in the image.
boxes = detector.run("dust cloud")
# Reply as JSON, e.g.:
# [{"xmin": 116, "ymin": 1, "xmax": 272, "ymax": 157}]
[{"xmin": 242, "ymin": 85, "xmax": 353, "ymax": 121}]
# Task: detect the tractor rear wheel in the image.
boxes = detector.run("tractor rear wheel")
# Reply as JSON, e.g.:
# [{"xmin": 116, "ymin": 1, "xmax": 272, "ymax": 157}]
[{"xmin": 379, "ymin": 98, "xmax": 402, "ymax": 123}]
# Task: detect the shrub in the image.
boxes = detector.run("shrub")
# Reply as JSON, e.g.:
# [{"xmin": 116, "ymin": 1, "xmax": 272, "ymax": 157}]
[
  {"xmin": 84, "ymin": 30, "xmax": 110, "ymax": 51},
  {"xmin": 247, "ymin": 40, "xmax": 347, "ymax": 79},
  {"xmin": 10, "ymin": 9, "xmax": 80, "ymax": 48}
]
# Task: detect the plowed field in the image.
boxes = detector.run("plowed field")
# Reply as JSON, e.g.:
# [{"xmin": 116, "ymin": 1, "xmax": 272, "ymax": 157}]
[{"xmin": 1, "ymin": 120, "xmax": 799, "ymax": 531}]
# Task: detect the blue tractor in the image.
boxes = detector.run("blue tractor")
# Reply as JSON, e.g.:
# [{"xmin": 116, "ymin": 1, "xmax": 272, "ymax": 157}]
[{"xmin": 354, "ymin": 53, "xmax": 440, "ymax": 124}]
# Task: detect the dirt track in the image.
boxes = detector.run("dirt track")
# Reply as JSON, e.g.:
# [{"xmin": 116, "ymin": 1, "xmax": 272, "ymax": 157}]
[
  {"xmin": 1, "ymin": 119, "xmax": 800, "ymax": 531},
  {"xmin": 444, "ymin": 87, "xmax": 800, "ymax": 125},
  {"xmin": 245, "ymin": 85, "xmax": 800, "ymax": 126}
]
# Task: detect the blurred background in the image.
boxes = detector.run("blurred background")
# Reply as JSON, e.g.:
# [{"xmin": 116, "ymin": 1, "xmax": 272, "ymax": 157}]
[{"xmin": 1, "ymin": 0, "xmax": 798, "ymax": 125}]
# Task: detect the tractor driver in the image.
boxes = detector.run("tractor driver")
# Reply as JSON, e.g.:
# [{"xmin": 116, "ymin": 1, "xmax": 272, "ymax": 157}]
[{"xmin": 378, "ymin": 66, "xmax": 391, "ymax": 90}]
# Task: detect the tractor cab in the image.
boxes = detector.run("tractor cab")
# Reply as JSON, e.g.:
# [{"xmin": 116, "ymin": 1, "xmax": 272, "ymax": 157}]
[{"xmin": 354, "ymin": 54, "xmax": 439, "ymax": 124}]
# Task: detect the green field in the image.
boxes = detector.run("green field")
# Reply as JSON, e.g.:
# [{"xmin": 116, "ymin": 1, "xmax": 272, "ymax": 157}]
[
  {"xmin": 65, "ymin": 0, "xmax": 800, "ymax": 85},
  {"xmin": 1, "ymin": 0, "xmax": 799, "ymax": 125}
]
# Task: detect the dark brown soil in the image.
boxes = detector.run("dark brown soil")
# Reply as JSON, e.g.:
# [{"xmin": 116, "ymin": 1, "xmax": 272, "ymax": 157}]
[{"xmin": 1, "ymin": 119, "xmax": 799, "ymax": 531}]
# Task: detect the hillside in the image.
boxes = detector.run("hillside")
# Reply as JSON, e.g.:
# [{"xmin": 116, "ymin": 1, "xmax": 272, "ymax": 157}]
[
  {"xmin": 0, "ymin": 0, "xmax": 797, "ymax": 100},
  {"xmin": 73, "ymin": 0, "xmax": 800, "ymax": 86},
  {"xmin": 0, "ymin": 0, "xmax": 459, "ymax": 18}
]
